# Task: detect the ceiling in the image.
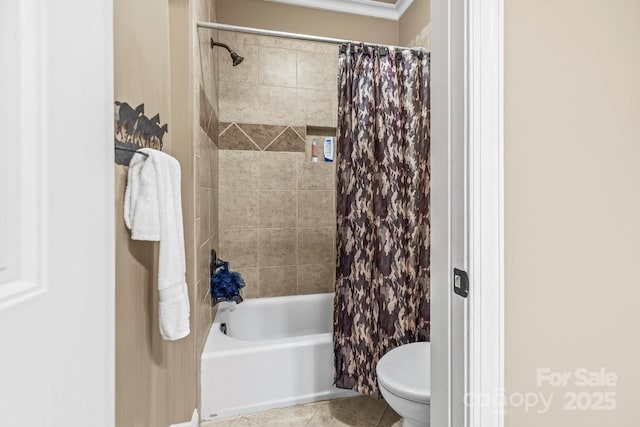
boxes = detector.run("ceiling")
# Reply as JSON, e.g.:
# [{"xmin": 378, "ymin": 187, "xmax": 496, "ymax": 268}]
[{"xmin": 263, "ymin": 0, "xmax": 414, "ymax": 20}]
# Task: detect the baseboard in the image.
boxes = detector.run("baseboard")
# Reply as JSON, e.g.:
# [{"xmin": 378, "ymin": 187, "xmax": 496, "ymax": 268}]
[{"xmin": 170, "ymin": 409, "xmax": 199, "ymax": 427}]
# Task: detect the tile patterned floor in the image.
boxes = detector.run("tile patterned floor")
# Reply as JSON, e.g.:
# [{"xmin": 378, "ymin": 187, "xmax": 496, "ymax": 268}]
[{"xmin": 202, "ymin": 396, "xmax": 402, "ymax": 427}]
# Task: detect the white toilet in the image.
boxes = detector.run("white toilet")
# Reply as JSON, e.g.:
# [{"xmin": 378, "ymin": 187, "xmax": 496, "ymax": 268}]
[{"xmin": 377, "ymin": 342, "xmax": 430, "ymax": 427}]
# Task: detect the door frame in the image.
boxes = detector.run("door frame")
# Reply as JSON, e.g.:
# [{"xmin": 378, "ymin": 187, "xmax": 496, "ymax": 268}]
[{"xmin": 431, "ymin": 0, "xmax": 505, "ymax": 425}]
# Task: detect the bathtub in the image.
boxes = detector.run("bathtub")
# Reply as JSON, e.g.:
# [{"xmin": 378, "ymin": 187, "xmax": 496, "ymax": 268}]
[{"xmin": 201, "ymin": 292, "xmax": 357, "ymax": 421}]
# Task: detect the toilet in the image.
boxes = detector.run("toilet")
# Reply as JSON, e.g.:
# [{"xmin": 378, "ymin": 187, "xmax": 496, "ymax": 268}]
[{"xmin": 377, "ymin": 342, "xmax": 430, "ymax": 427}]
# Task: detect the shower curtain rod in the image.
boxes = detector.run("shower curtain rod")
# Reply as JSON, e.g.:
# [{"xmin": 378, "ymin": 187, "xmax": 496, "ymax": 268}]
[{"xmin": 196, "ymin": 22, "xmax": 425, "ymax": 52}]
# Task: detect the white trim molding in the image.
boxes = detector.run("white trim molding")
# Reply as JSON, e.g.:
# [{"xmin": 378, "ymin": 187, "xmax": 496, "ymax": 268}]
[
  {"xmin": 467, "ymin": 0, "xmax": 505, "ymax": 425},
  {"xmin": 431, "ymin": 0, "xmax": 504, "ymax": 425},
  {"xmin": 263, "ymin": 0, "xmax": 414, "ymax": 20}
]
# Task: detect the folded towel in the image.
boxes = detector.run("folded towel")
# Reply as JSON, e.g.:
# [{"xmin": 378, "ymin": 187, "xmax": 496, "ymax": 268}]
[
  {"xmin": 124, "ymin": 153, "xmax": 160, "ymax": 240},
  {"xmin": 124, "ymin": 148, "xmax": 190, "ymax": 341}
]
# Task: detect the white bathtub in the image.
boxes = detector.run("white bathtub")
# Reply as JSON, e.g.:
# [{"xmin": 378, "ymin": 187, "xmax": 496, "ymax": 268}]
[{"xmin": 201, "ymin": 292, "xmax": 357, "ymax": 421}]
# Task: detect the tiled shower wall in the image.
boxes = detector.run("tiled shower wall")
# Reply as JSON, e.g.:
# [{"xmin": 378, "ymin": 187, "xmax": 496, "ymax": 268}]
[
  {"xmin": 194, "ymin": 0, "xmax": 219, "ymax": 360},
  {"xmin": 218, "ymin": 144, "xmax": 336, "ymax": 298},
  {"xmin": 217, "ymin": 31, "xmax": 339, "ymax": 128},
  {"xmin": 216, "ymin": 31, "xmax": 339, "ymax": 298},
  {"xmin": 407, "ymin": 23, "xmax": 432, "ymax": 50}
]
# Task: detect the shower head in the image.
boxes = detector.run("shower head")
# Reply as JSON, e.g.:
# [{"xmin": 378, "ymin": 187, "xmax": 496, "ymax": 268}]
[
  {"xmin": 210, "ymin": 38, "xmax": 244, "ymax": 67},
  {"xmin": 230, "ymin": 51, "xmax": 244, "ymax": 66}
]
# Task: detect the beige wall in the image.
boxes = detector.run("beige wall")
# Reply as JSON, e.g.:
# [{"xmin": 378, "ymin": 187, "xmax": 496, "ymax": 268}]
[
  {"xmin": 115, "ymin": 0, "xmax": 218, "ymax": 424},
  {"xmin": 505, "ymin": 0, "xmax": 640, "ymax": 425},
  {"xmin": 399, "ymin": 0, "xmax": 431, "ymax": 48},
  {"xmin": 217, "ymin": 0, "xmax": 400, "ymax": 45},
  {"xmin": 114, "ymin": 0, "xmax": 196, "ymax": 424}
]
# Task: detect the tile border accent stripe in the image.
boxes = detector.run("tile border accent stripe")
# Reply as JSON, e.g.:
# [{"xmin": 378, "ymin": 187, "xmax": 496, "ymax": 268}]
[{"xmin": 219, "ymin": 122, "xmax": 307, "ymax": 152}]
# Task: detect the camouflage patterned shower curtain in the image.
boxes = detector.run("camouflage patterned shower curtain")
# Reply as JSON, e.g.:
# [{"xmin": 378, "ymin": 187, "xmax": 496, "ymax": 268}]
[{"xmin": 333, "ymin": 44, "xmax": 431, "ymax": 396}]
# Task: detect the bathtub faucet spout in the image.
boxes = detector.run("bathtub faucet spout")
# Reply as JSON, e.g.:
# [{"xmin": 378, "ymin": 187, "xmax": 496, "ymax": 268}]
[{"xmin": 212, "ymin": 294, "xmax": 243, "ymax": 308}]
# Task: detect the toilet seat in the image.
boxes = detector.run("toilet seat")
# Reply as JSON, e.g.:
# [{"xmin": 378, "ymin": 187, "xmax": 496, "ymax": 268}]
[{"xmin": 377, "ymin": 342, "xmax": 430, "ymax": 404}]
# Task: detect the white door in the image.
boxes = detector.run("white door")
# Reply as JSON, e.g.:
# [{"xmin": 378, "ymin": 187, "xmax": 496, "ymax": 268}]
[
  {"xmin": 0, "ymin": 1, "xmax": 115, "ymax": 426},
  {"xmin": 433, "ymin": 0, "xmax": 505, "ymax": 425}
]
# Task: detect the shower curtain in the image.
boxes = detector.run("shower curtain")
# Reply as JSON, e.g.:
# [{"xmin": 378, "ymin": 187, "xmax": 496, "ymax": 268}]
[{"xmin": 333, "ymin": 43, "xmax": 431, "ymax": 396}]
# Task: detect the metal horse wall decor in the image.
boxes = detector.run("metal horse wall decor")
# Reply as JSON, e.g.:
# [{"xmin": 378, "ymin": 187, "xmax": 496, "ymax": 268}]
[{"xmin": 114, "ymin": 101, "xmax": 168, "ymax": 165}]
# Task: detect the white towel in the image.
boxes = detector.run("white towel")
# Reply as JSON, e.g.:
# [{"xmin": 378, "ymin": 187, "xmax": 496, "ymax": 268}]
[{"xmin": 124, "ymin": 148, "xmax": 191, "ymax": 341}]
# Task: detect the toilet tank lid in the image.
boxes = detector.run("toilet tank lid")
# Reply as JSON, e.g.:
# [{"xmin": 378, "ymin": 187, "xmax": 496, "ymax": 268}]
[{"xmin": 376, "ymin": 342, "xmax": 430, "ymax": 403}]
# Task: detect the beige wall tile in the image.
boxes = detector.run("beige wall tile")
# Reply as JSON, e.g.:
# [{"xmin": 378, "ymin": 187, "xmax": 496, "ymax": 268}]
[
  {"xmin": 298, "ymin": 190, "xmax": 335, "ymax": 227},
  {"xmin": 219, "ymin": 44, "xmax": 259, "ymax": 84},
  {"xmin": 199, "ymin": 82, "xmax": 214, "ymax": 133},
  {"xmin": 196, "ymin": 290, "xmax": 212, "ymax": 354},
  {"xmin": 196, "ymin": 0, "xmax": 209, "ymax": 21},
  {"xmin": 211, "ymin": 233, "xmax": 219, "ymax": 261},
  {"xmin": 218, "ymin": 190, "xmax": 259, "ymax": 229},
  {"xmin": 257, "ymin": 35, "xmax": 339, "ymax": 56},
  {"xmin": 198, "ymin": 187, "xmax": 210, "ymax": 245},
  {"xmin": 259, "ymin": 152, "xmax": 300, "ymax": 190},
  {"xmin": 218, "ymin": 150, "xmax": 259, "ymax": 190},
  {"xmin": 199, "ymin": 43, "xmax": 213, "ymax": 117},
  {"xmin": 298, "ymin": 227, "xmax": 334, "ymax": 265},
  {"xmin": 216, "ymin": 30, "xmax": 239, "ymax": 48},
  {"xmin": 209, "ymin": 49, "xmax": 220, "ymax": 120},
  {"xmin": 258, "ymin": 85, "xmax": 301, "ymax": 126},
  {"xmin": 198, "ymin": 145, "xmax": 210, "ymax": 188},
  {"xmin": 237, "ymin": 123, "xmax": 287, "ymax": 150},
  {"xmin": 219, "ymin": 124, "xmax": 259, "ymax": 151},
  {"xmin": 218, "ymin": 30, "xmax": 261, "ymax": 49},
  {"xmin": 195, "ymin": 217, "xmax": 201, "ymax": 248},
  {"xmin": 259, "ymin": 266, "xmax": 298, "ymax": 297},
  {"xmin": 210, "ymin": 143, "xmax": 218, "ymax": 189},
  {"xmin": 219, "ymin": 228, "xmax": 259, "ymax": 268},
  {"xmin": 209, "ymin": 189, "xmax": 218, "ymax": 237},
  {"xmin": 198, "ymin": 241, "xmax": 211, "ymax": 295},
  {"xmin": 259, "ymin": 228, "xmax": 297, "ymax": 267},
  {"xmin": 297, "ymin": 89, "xmax": 336, "ymax": 128},
  {"xmin": 219, "ymin": 122, "xmax": 232, "ymax": 135},
  {"xmin": 198, "ymin": 269, "xmax": 210, "ymax": 302},
  {"xmin": 219, "ymin": 81, "xmax": 258, "ymax": 123},
  {"xmin": 198, "ymin": 260, "xmax": 211, "ymax": 301},
  {"xmin": 297, "ymin": 51, "xmax": 339, "ymax": 91},
  {"xmin": 205, "ymin": 99, "xmax": 219, "ymax": 143},
  {"xmin": 298, "ymin": 161, "xmax": 334, "ymax": 190},
  {"xmin": 215, "ymin": 29, "xmax": 343, "ymax": 301},
  {"xmin": 265, "ymin": 127, "xmax": 305, "ymax": 152},
  {"xmin": 259, "ymin": 46, "xmax": 297, "ymax": 87},
  {"xmin": 196, "ymin": 125, "xmax": 206, "ymax": 159},
  {"xmin": 416, "ymin": 24, "xmax": 432, "ymax": 50},
  {"xmin": 298, "ymin": 264, "xmax": 335, "ymax": 295},
  {"xmin": 235, "ymin": 267, "xmax": 259, "ymax": 299},
  {"xmin": 259, "ymin": 190, "xmax": 297, "ymax": 228},
  {"xmin": 293, "ymin": 126, "xmax": 306, "ymax": 140}
]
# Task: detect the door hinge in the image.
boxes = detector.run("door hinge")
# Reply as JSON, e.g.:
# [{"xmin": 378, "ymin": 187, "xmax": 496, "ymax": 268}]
[{"xmin": 453, "ymin": 268, "xmax": 469, "ymax": 298}]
